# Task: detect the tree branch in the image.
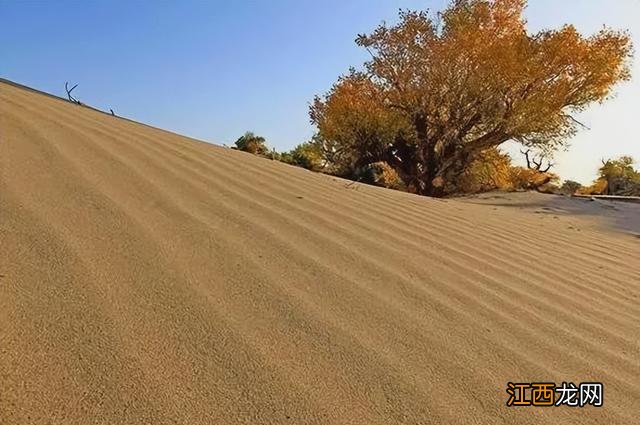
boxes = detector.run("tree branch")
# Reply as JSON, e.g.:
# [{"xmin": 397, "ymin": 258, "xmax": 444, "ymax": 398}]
[
  {"xmin": 563, "ymin": 113, "xmax": 590, "ymax": 130},
  {"xmin": 521, "ymin": 149, "xmax": 553, "ymax": 172},
  {"xmin": 65, "ymin": 82, "xmax": 80, "ymax": 104}
]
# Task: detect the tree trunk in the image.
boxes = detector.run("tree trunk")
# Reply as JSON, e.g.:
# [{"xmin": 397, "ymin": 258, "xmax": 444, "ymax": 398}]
[
  {"xmin": 387, "ymin": 118, "xmax": 507, "ymax": 197},
  {"xmin": 411, "ymin": 114, "xmax": 443, "ymax": 196}
]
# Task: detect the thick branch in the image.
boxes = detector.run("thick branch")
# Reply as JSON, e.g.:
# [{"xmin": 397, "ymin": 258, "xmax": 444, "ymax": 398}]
[{"xmin": 437, "ymin": 129, "xmax": 509, "ymax": 179}]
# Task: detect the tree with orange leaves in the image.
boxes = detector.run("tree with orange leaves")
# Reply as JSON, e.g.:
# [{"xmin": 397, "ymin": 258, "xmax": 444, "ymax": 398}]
[{"xmin": 310, "ymin": 0, "xmax": 632, "ymax": 196}]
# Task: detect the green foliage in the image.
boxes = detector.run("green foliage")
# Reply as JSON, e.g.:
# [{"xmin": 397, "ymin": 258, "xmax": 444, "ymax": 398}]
[
  {"xmin": 559, "ymin": 180, "xmax": 583, "ymax": 195},
  {"xmin": 598, "ymin": 156, "xmax": 638, "ymax": 181},
  {"xmin": 285, "ymin": 139, "xmax": 325, "ymax": 171},
  {"xmin": 234, "ymin": 132, "xmax": 269, "ymax": 155},
  {"xmin": 596, "ymin": 156, "xmax": 640, "ymax": 195},
  {"xmin": 263, "ymin": 148, "xmax": 282, "ymax": 161},
  {"xmin": 278, "ymin": 151, "xmax": 293, "ymax": 164}
]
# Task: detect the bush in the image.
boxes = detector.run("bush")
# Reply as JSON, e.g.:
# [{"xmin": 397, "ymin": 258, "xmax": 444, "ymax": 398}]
[
  {"xmin": 354, "ymin": 161, "xmax": 405, "ymax": 190},
  {"xmin": 450, "ymin": 148, "xmax": 558, "ymax": 194},
  {"xmin": 559, "ymin": 180, "xmax": 583, "ymax": 195},
  {"xmin": 284, "ymin": 140, "xmax": 325, "ymax": 171},
  {"xmin": 234, "ymin": 132, "xmax": 269, "ymax": 155},
  {"xmin": 507, "ymin": 167, "xmax": 557, "ymax": 191},
  {"xmin": 578, "ymin": 179, "xmax": 607, "ymax": 195},
  {"xmin": 263, "ymin": 148, "xmax": 282, "ymax": 161}
]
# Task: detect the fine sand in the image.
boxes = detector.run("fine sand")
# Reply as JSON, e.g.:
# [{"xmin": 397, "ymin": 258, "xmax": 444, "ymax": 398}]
[{"xmin": 1, "ymin": 80, "xmax": 639, "ymax": 424}]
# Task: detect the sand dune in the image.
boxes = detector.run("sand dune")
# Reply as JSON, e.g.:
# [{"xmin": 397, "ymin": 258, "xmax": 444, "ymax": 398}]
[{"xmin": 1, "ymin": 80, "xmax": 639, "ymax": 424}]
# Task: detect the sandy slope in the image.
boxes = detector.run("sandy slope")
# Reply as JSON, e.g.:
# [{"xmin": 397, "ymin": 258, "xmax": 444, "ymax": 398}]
[
  {"xmin": 462, "ymin": 191, "xmax": 640, "ymax": 237},
  {"xmin": 1, "ymin": 80, "xmax": 639, "ymax": 425}
]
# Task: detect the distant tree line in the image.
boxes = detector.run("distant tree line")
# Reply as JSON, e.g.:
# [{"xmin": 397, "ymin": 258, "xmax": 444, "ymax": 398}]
[
  {"xmin": 234, "ymin": 131, "xmax": 547, "ymax": 193},
  {"xmin": 233, "ymin": 129, "xmax": 640, "ymax": 197},
  {"xmin": 576, "ymin": 156, "xmax": 640, "ymax": 196},
  {"xmin": 231, "ymin": 132, "xmax": 326, "ymax": 172}
]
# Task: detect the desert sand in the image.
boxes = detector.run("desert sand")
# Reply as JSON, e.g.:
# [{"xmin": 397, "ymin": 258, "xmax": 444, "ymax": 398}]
[{"xmin": 1, "ymin": 80, "xmax": 639, "ymax": 424}]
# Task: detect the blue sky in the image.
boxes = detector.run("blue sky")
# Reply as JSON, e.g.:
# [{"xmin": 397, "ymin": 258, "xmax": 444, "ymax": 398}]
[{"xmin": 1, "ymin": 0, "xmax": 638, "ymax": 184}]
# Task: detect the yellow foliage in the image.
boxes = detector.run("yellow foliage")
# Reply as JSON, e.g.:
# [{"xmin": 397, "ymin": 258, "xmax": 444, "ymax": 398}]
[
  {"xmin": 355, "ymin": 161, "xmax": 405, "ymax": 190},
  {"xmin": 455, "ymin": 148, "xmax": 559, "ymax": 193},
  {"xmin": 578, "ymin": 179, "xmax": 608, "ymax": 195},
  {"xmin": 311, "ymin": 0, "xmax": 632, "ymax": 196},
  {"xmin": 455, "ymin": 148, "xmax": 513, "ymax": 192}
]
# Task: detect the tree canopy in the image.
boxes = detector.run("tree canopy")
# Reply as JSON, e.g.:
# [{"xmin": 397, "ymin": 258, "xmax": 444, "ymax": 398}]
[
  {"xmin": 310, "ymin": 0, "xmax": 632, "ymax": 196},
  {"xmin": 597, "ymin": 156, "xmax": 640, "ymax": 195}
]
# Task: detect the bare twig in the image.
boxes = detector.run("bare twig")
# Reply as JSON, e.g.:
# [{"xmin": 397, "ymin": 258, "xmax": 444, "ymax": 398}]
[
  {"xmin": 521, "ymin": 149, "xmax": 553, "ymax": 172},
  {"xmin": 65, "ymin": 82, "xmax": 80, "ymax": 104},
  {"xmin": 563, "ymin": 113, "xmax": 590, "ymax": 130}
]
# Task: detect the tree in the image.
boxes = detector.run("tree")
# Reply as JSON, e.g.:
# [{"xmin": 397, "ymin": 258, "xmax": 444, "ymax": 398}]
[
  {"xmin": 310, "ymin": 0, "xmax": 632, "ymax": 196},
  {"xmin": 234, "ymin": 132, "xmax": 269, "ymax": 155},
  {"xmin": 599, "ymin": 156, "xmax": 636, "ymax": 180},
  {"xmin": 559, "ymin": 180, "xmax": 583, "ymax": 195},
  {"xmin": 597, "ymin": 155, "xmax": 640, "ymax": 195}
]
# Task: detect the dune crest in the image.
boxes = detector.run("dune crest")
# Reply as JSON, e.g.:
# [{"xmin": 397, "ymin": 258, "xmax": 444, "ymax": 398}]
[{"xmin": 1, "ymin": 81, "xmax": 639, "ymax": 424}]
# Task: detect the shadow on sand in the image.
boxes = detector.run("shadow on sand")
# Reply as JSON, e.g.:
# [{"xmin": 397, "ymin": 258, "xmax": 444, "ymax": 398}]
[{"xmin": 459, "ymin": 191, "xmax": 640, "ymax": 237}]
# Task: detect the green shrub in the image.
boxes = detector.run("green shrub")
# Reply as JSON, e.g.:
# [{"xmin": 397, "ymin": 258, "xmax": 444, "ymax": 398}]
[{"xmin": 234, "ymin": 132, "xmax": 269, "ymax": 155}]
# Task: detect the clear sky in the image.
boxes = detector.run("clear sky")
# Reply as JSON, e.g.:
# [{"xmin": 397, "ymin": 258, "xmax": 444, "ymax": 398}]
[{"xmin": 2, "ymin": 0, "xmax": 638, "ymax": 184}]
